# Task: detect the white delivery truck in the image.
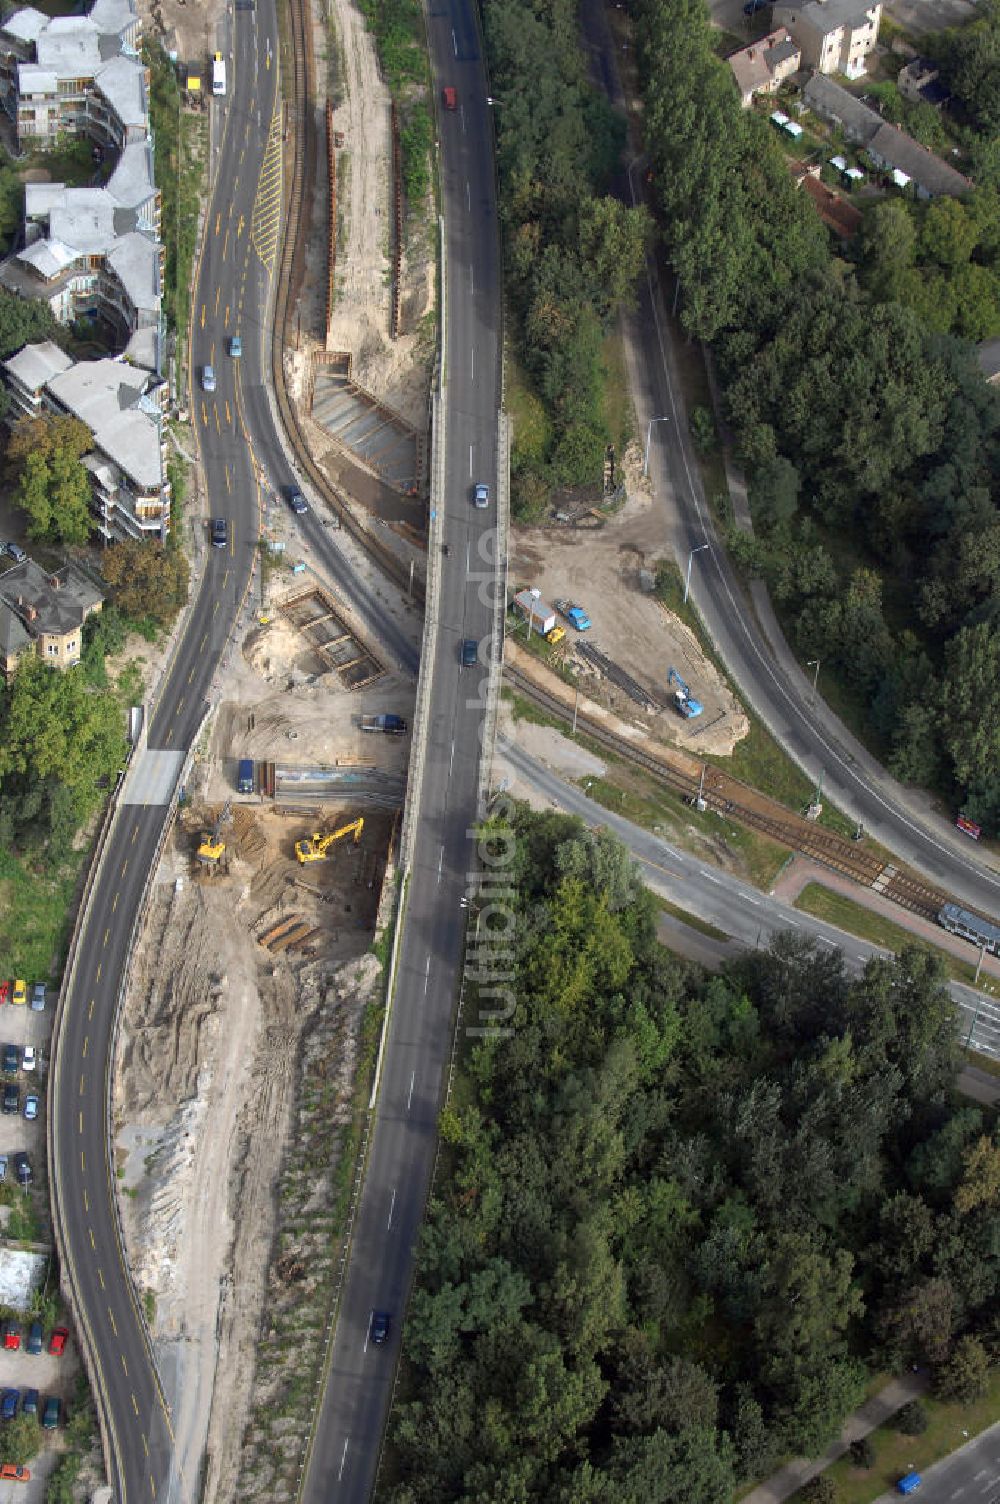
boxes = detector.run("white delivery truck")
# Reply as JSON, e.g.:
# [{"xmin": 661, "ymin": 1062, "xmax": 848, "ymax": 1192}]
[{"xmin": 212, "ymin": 52, "xmax": 226, "ymax": 96}]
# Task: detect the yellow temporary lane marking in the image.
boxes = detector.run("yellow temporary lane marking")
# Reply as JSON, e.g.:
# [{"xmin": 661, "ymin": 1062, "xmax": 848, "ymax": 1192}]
[
  {"xmin": 201, "ymin": 400, "xmax": 208, "ymax": 428},
  {"xmin": 82, "ymin": 1036, "xmax": 88, "ymax": 1058},
  {"xmin": 112, "ymin": 892, "xmax": 119, "ymax": 913},
  {"xmin": 142, "ymin": 1434, "xmax": 149, "ymax": 1457},
  {"xmin": 132, "ymin": 824, "xmax": 139, "ymax": 843},
  {"xmin": 150, "ymin": 1471, "xmax": 157, "ymax": 1498},
  {"xmin": 176, "ymin": 697, "xmax": 185, "ymax": 716},
  {"xmin": 225, "ymin": 400, "xmax": 232, "ymax": 427},
  {"xmin": 131, "ymin": 1392, "xmax": 138, "ymax": 1416},
  {"xmin": 215, "ymin": 212, "xmax": 221, "ymax": 235},
  {"xmin": 80, "ymin": 1151, "xmax": 86, "ymax": 1173},
  {"xmin": 103, "ymin": 929, "xmax": 110, "ymax": 947},
  {"xmin": 224, "ymin": 303, "xmax": 230, "ymax": 328},
  {"xmin": 214, "ymin": 286, "xmax": 220, "ymax": 316},
  {"xmin": 200, "ymin": 633, "xmax": 208, "ymax": 651},
  {"xmin": 88, "ymin": 1227, "xmax": 95, "ymax": 1248},
  {"xmin": 165, "ymin": 726, "xmax": 174, "ymax": 746},
  {"xmin": 214, "ymin": 406, "xmax": 221, "ymax": 436},
  {"xmin": 79, "ymin": 1113, "xmax": 84, "ymax": 1135},
  {"xmin": 223, "ymin": 229, "xmax": 230, "ymax": 259},
  {"xmin": 95, "ymin": 963, "xmax": 101, "ymax": 982},
  {"xmin": 83, "ymin": 1190, "xmax": 89, "ymax": 1212},
  {"xmin": 237, "ymin": 213, "xmax": 246, "ymax": 238},
  {"xmin": 188, "ymin": 668, "xmax": 195, "ymax": 685},
  {"xmin": 121, "ymin": 859, "xmax": 128, "ymax": 877},
  {"xmin": 98, "ymin": 1269, "xmax": 105, "ymax": 1291},
  {"xmin": 109, "ymin": 1309, "xmax": 118, "ymax": 1338},
  {"xmin": 79, "ymin": 1074, "xmax": 85, "ymax": 1096},
  {"xmin": 225, "ymin": 466, "xmax": 232, "ymax": 493},
  {"xmin": 200, "ymin": 304, "xmax": 206, "ymax": 329},
  {"xmin": 223, "ymin": 568, "xmax": 230, "ymax": 586},
  {"xmin": 88, "ymin": 999, "xmax": 95, "ymax": 1020},
  {"xmin": 213, "ymin": 601, "xmax": 220, "ymax": 616},
  {"xmin": 121, "ymin": 1354, "xmax": 128, "ymax": 1376}
]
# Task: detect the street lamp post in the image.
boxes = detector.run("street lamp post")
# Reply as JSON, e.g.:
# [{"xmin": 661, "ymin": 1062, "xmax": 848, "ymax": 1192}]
[
  {"xmin": 644, "ymin": 416, "xmax": 670, "ymax": 477},
  {"xmin": 683, "ymin": 543, "xmax": 709, "ymax": 605},
  {"xmin": 807, "ymin": 658, "xmax": 821, "ymax": 706}
]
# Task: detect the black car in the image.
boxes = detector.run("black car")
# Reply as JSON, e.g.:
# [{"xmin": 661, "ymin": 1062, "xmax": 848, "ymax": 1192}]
[
  {"xmin": 285, "ymin": 486, "xmax": 308, "ymax": 515},
  {"xmin": 461, "ymin": 638, "xmax": 478, "ymax": 668},
  {"xmin": 26, "ymin": 1322, "xmax": 42, "ymax": 1356},
  {"xmin": 369, "ymin": 1310, "xmax": 391, "ymax": 1346},
  {"xmin": 2, "ymin": 1044, "xmax": 17, "ymax": 1075},
  {"xmin": 21, "ymin": 1388, "xmax": 37, "ymax": 1417},
  {"xmin": 211, "ymin": 517, "xmax": 228, "ymax": 549},
  {"xmin": 744, "ymin": 0, "xmax": 770, "ymax": 13},
  {"xmin": 41, "ymin": 1395, "xmax": 60, "ymax": 1430},
  {"xmin": 3, "ymin": 1083, "xmax": 19, "ymax": 1115},
  {"xmin": 13, "ymin": 1153, "xmax": 31, "ymax": 1186}
]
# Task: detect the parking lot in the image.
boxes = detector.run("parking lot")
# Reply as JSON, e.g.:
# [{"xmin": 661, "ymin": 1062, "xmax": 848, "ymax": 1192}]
[{"xmin": 0, "ymin": 993, "xmax": 51, "ymax": 1231}]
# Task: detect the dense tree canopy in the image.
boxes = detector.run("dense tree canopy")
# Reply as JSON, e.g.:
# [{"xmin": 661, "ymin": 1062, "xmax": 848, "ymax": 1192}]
[
  {"xmin": 484, "ymin": 0, "xmax": 649, "ymax": 513},
  {"xmin": 6, "ymin": 414, "xmax": 93, "ymax": 545},
  {"xmin": 387, "ymin": 810, "xmax": 996, "ymax": 1503},
  {"xmin": 634, "ymin": 0, "xmax": 1000, "ymax": 829},
  {"xmin": 0, "ymin": 654, "xmax": 128, "ymax": 853},
  {"xmin": 101, "ymin": 539, "xmax": 190, "ymax": 628}
]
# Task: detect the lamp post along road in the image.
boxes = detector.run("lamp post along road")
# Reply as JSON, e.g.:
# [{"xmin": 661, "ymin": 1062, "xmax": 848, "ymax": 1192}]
[{"xmin": 683, "ymin": 543, "xmax": 709, "ymax": 605}]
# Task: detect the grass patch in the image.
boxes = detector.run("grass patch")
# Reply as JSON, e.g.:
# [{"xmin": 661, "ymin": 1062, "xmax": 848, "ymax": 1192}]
[
  {"xmin": 652, "ymin": 894, "xmax": 729, "ymax": 942},
  {"xmin": 0, "ymin": 846, "xmax": 82, "ymax": 983},
  {"xmin": 601, "ymin": 329, "xmax": 634, "ymax": 453},
  {"xmin": 142, "ymin": 1288, "xmax": 156, "ymax": 1325},
  {"xmin": 506, "ymin": 351, "xmax": 553, "ymax": 467},
  {"xmin": 794, "ymin": 883, "xmax": 998, "ymax": 996},
  {"xmin": 145, "ymin": 38, "xmax": 206, "ymax": 336},
  {"xmin": 824, "ymin": 1370, "xmax": 1000, "ymax": 1504},
  {"xmin": 963, "ymin": 1047, "xmax": 1000, "ymax": 1080}
]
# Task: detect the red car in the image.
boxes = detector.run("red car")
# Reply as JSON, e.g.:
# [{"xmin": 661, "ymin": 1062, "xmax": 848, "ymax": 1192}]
[
  {"xmin": 1, "ymin": 1321, "xmax": 19, "ymax": 1351},
  {"xmin": 0, "ymin": 1464, "xmax": 29, "ymax": 1481},
  {"xmin": 48, "ymin": 1326, "xmax": 68, "ymax": 1357},
  {"xmin": 0, "ymin": 981, "xmax": 8, "ymax": 1005},
  {"xmin": 442, "ymin": 86, "xmax": 457, "ymax": 110}
]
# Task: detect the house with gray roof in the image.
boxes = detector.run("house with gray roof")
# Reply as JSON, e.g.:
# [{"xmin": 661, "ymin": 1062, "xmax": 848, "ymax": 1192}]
[
  {"xmin": 802, "ymin": 71, "xmax": 882, "ymax": 142},
  {"xmin": 2, "ymin": 342, "xmax": 170, "ymax": 543},
  {"xmin": 773, "ymin": 0, "xmax": 880, "ymax": 78},
  {"xmin": 0, "ymin": 556, "xmax": 104, "ymax": 678},
  {"xmin": 865, "ymin": 121, "xmax": 971, "ymax": 198},
  {"xmin": 728, "ymin": 29, "xmax": 801, "ymax": 108}
]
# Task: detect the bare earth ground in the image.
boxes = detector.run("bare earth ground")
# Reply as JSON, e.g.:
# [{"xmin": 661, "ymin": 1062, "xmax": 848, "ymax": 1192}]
[
  {"xmin": 114, "ymin": 800, "xmax": 388, "ymax": 1504},
  {"xmin": 285, "ymin": 0, "xmax": 434, "ymax": 437},
  {"xmin": 510, "ymin": 473, "xmax": 748, "ymax": 757}
]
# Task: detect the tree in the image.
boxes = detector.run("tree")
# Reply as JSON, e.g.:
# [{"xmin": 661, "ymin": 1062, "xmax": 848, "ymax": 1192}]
[
  {"xmin": 849, "ymin": 1438, "xmax": 876, "ymax": 1469},
  {"xmin": 799, "ymin": 1477, "xmax": 837, "ymax": 1504},
  {"xmin": 860, "ymin": 200, "xmax": 918, "ymax": 301},
  {"xmin": 0, "ymin": 1412, "xmax": 41, "ymax": 1466},
  {"xmin": 921, "ymin": 197, "xmax": 978, "ymax": 267},
  {"xmin": 0, "ymin": 286, "xmax": 58, "ymax": 359},
  {"xmin": 577, "ymin": 197, "xmax": 651, "ymax": 320},
  {"xmin": 101, "ymin": 540, "xmax": 190, "ymax": 627},
  {"xmin": 748, "ymin": 455, "xmax": 800, "ymax": 531},
  {"xmin": 942, "ymin": 623, "xmax": 1000, "ymax": 805},
  {"xmin": 0, "ymin": 653, "xmax": 128, "ymax": 849},
  {"xmin": 7, "ymin": 414, "xmax": 93, "ymax": 545},
  {"xmin": 954, "ymin": 1134, "xmax": 1000, "ymax": 1214},
  {"xmin": 892, "ymin": 1400, "xmax": 928, "ymax": 1435},
  {"xmin": 934, "ymin": 1335, "xmax": 990, "ymax": 1403}
]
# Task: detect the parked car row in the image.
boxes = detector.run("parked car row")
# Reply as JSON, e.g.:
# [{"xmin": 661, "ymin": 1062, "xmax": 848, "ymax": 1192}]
[
  {"xmin": 0, "ymin": 981, "xmax": 46, "ymax": 1011},
  {"xmin": 0, "ymin": 1389, "xmax": 61, "ymax": 1427},
  {"xmin": 0, "ymin": 1323, "xmax": 67, "ymax": 1357}
]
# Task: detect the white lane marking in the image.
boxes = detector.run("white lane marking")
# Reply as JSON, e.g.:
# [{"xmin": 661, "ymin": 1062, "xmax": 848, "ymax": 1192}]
[
  {"xmin": 470, "ymin": 264, "xmax": 474, "ymax": 296},
  {"xmin": 471, "ymin": 346, "xmax": 475, "ymax": 381},
  {"xmin": 466, "ymin": 541, "xmax": 471, "ymax": 573},
  {"xmin": 339, "ymin": 1439, "xmax": 350, "ymax": 1478},
  {"xmin": 817, "ymin": 935, "xmax": 836, "ymax": 947},
  {"xmin": 438, "ymin": 845, "xmax": 445, "ymax": 880},
  {"xmin": 407, "ymin": 1070, "xmax": 415, "ymax": 1110},
  {"xmin": 424, "ymin": 955, "xmax": 431, "ymax": 993},
  {"xmin": 744, "ymin": 895, "xmax": 761, "ymax": 907},
  {"xmin": 452, "ymin": 27, "xmax": 458, "ymax": 53},
  {"xmin": 387, "ymin": 1187, "xmax": 396, "ymax": 1230},
  {"xmin": 466, "ymin": 180, "xmax": 471, "ymax": 212},
  {"xmin": 701, "ymin": 871, "xmax": 722, "ymax": 885},
  {"xmin": 461, "ymin": 104, "xmax": 466, "ymax": 134},
  {"xmin": 469, "ymin": 443, "xmax": 473, "ymax": 477},
  {"xmin": 449, "ymin": 740, "xmax": 455, "ymax": 775}
]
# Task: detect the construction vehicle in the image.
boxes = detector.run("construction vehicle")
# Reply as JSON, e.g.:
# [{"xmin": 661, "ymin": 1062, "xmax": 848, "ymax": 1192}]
[
  {"xmin": 294, "ymin": 817, "xmax": 364, "ymax": 865},
  {"xmin": 196, "ymin": 800, "xmax": 232, "ymax": 867},
  {"xmin": 546, "ymin": 625, "xmax": 566, "ymax": 645},
  {"xmin": 667, "ymin": 668, "xmax": 703, "ymax": 719}
]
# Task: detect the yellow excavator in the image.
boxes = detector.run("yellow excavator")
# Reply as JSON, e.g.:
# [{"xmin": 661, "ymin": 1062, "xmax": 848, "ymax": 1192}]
[
  {"xmin": 196, "ymin": 800, "xmax": 232, "ymax": 868},
  {"xmin": 295, "ymin": 816, "xmax": 364, "ymax": 865}
]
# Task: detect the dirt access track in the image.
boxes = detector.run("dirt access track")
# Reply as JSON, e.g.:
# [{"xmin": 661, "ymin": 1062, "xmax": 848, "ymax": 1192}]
[{"xmin": 510, "ymin": 481, "xmax": 748, "ymax": 758}]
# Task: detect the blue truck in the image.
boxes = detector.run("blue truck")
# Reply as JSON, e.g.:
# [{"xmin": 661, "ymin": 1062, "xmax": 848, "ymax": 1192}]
[
  {"xmin": 554, "ymin": 598, "xmax": 591, "ymax": 632},
  {"xmin": 896, "ymin": 1475, "xmax": 921, "ymax": 1496},
  {"xmin": 237, "ymin": 758, "xmax": 254, "ymax": 794}
]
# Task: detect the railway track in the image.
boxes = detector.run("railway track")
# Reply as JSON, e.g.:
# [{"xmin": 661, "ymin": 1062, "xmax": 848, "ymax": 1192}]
[
  {"xmin": 272, "ymin": 0, "xmax": 425, "ymax": 608},
  {"xmin": 504, "ymin": 663, "xmax": 955, "ymax": 925}
]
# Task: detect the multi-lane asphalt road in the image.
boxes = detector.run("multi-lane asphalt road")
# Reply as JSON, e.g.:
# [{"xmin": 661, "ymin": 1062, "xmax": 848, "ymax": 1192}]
[
  {"xmin": 49, "ymin": 2, "xmax": 420, "ymax": 1499},
  {"xmin": 299, "ymin": 1, "xmax": 501, "ymax": 1497}
]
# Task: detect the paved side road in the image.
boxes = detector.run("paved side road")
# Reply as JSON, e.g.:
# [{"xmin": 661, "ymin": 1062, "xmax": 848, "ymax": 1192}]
[{"xmin": 874, "ymin": 1423, "xmax": 1000, "ymax": 1504}]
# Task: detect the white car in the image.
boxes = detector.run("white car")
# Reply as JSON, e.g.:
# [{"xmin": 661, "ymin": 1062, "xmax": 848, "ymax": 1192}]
[{"xmin": 21, "ymin": 1046, "xmax": 35, "ymax": 1072}]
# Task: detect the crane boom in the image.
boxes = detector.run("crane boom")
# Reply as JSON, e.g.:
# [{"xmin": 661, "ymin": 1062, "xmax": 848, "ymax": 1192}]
[{"xmin": 294, "ymin": 817, "xmax": 364, "ymax": 864}]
